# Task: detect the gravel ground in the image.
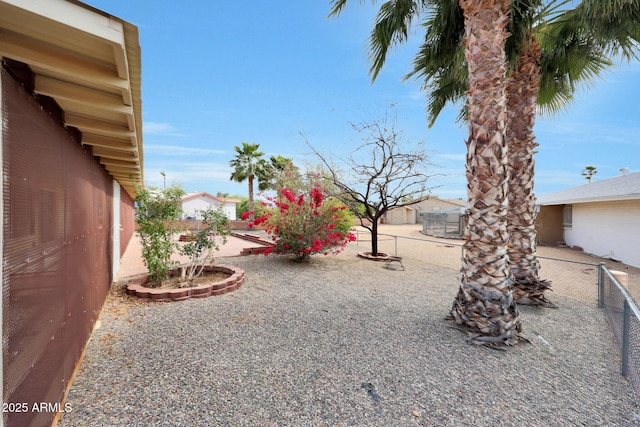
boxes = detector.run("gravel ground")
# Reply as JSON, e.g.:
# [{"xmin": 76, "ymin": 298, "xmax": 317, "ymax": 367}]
[{"xmin": 59, "ymin": 244, "xmax": 640, "ymax": 426}]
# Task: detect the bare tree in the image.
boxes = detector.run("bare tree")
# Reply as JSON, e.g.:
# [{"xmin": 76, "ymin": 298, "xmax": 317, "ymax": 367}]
[{"xmin": 306, "ymin": 112, "xmax": 438, "ymax": 257}]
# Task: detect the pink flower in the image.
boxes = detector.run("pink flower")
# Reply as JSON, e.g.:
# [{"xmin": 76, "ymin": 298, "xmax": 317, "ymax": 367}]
[
  {"xmin": 310, "ymin": 186, "xmax": 324, "ymax": 207},
  {"xmin": 282, "ymin": 188, "xmax": 296, "ymax": 204},
  {"xmin": 253, "ymin": 215, "xmax": 269, "ymax": 225}
]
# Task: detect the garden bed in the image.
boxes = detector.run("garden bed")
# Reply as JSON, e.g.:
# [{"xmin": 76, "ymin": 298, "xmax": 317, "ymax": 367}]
[{"xmin": 125, "ymin": 264, "xmax": 245, "ymax": 302}]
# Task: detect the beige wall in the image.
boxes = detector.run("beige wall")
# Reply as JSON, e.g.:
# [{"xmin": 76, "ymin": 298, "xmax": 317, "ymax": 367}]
[
  {"xmin": 385, "ymin": 207, "xmax": 417, "ymax": 225},
  {"xmin": 536, "ymin": 205, "xmax": 564, "ymax": 245}
]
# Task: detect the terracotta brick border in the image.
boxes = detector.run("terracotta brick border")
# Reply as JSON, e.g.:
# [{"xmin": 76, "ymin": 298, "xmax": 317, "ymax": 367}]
[
  {"xmin": 125, "ymin": 264, "xmax": 245, "ymax": 302},
  {"xmin": 233, "ymin": 232, "xmax": 275, "ymax": 255}
]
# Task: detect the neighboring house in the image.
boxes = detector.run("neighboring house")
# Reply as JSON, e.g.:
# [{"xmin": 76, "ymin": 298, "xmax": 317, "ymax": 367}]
[
  {"xmin": 1, "ymin": 2, "xmax": 142, "ymax": 426},
  {"xmin": 181, "ymin": 192, "xmax": 241, "ymax": 220},
  {"xmin": 384, "ymin": 206, "xmax": 417, "ymax": 225},
  {"xmin": 536, "ymin": 171, "xmax": 640, "ymax": 268},
  {"xmin": 384, "ymin": 197, "xmax": 467, "ymax": 225}
]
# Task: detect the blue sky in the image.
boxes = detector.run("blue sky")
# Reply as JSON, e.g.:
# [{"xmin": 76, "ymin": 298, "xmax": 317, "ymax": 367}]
[{"xmin": 87, "ymin": 1, "xmax": 639, "ymax": 200}]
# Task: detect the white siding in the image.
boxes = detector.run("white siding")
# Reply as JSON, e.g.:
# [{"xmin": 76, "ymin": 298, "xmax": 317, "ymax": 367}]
[
  {"xmin": 564, "ymin": 200, "xmax": 640, "ymax": 268},
  {"xmin": 112, "ymin": 180, "xmax": 121, "ymax": 279}
]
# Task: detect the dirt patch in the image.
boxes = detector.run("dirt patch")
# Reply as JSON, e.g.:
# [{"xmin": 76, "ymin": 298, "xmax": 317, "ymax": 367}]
[{"xmin": 157, "ymin": 270, "xmax": 231, "ymax": 289}]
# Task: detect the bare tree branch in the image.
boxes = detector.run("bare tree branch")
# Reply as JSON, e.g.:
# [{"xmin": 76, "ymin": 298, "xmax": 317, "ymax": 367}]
[{"xmin": 303, "ymin": 109, "xmax": 440, "ymax": 256}]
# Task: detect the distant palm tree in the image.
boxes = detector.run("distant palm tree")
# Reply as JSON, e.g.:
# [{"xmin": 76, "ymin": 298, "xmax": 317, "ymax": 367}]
[
  {"xmin": 229, "ymin": 142, "xmax": 267, "ymax": 221},
  {"xmin": 257, "ymin": 155, "xmax": 298, "ymax": 191},
  {"xmin": 582, "ymin": 165, "xmax": 598, "ymax": 183}
]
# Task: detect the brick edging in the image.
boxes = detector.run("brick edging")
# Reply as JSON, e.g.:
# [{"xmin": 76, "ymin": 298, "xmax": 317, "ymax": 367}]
[{"xmin": 233, "ymin": 232, "xmax": 275, "ymax": 255}]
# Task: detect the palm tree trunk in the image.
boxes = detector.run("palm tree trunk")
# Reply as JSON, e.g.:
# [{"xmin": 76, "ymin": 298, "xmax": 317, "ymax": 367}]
[
  {"xmin": 248, "ymin": 175, "xmax": 255, "ymax": 222},
  {"xmin": 450, "ymin": 0, "xmax": 522, "ymax": 347},
  {"xmin": 506, "ymin": 35, "xmax": 553, "ymax": 306}
]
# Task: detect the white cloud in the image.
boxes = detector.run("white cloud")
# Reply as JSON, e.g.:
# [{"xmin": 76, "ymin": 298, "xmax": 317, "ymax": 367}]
[
  {"xmin": 144, "ymin": 162, "xmax": 232, "ymax": 189},
  {"xmin": 436, "ymin": 153, "xmax": 466, "ymax": 161},
  {"xmin": 143, "ymin": 121, "xmax": 190, "ymax": 137}
]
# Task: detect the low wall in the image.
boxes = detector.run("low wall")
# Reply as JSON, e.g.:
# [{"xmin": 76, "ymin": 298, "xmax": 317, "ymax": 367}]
[{"xmin": 175, "ymin": 219, "xmax": 256, "ymax": 231}]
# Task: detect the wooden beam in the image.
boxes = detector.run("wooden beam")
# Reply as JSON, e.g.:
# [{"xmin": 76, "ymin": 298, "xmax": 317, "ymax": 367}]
[
  {"xmin": 65, "ymin": 112, "xmax": 134, "ymax": 139},
  {"xmin": 34, "ymin": 75, "xmax": 130, "ymax": 114},
  {"xmin": 82, "ymin": 133, "xmax": 135, "ymax": 151},
  {"xmin": 100, "ymin": 158, "xmax": 139, "ymax": 168},
  {"xmin": 0, "ymin": 32, "xmax": 129, "ymax": 97},
  {"xmin": 92, "ymin": 146, "xmax": 137, "ymax": 159}
]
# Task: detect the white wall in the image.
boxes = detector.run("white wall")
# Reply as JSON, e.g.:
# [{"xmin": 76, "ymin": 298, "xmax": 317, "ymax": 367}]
[
  {"xmin": 112, "ymin": 180, "xmax": 121, "ymax": 279},
  {"xmin": 182, "ymin": 195, "xmax": 236, "ymax": 220},
  {"xmin": 564, "ymin": 200, "xmax": 640, "ymax": 268}
]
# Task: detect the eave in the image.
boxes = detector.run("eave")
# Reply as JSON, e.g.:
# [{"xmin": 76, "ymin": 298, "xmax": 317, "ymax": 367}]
[{"xmin": 0, "ymin": 0, "xmax": 143, "ymax": 198}]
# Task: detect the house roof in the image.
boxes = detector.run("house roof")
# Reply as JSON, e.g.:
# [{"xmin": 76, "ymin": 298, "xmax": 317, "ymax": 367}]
[
  {"xmin": 537, "ymin": 171, "xmax": 640, "ymax": 205},
  {"xmin": 0, "ymin": 0, "xmax": 143, "ymax": 198},
  {"xmin": 182, "ymin": 192, "xmax": 241, "ymax": 204},
  {"xmin": 413, "ymin": 196, "xmax": 467, "ymax": 210}
]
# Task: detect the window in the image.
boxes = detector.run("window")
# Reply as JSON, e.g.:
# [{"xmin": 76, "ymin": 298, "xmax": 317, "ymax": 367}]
[{"xmin": 563, "ymin": 205, "xmax": 573, "ymax": 229}]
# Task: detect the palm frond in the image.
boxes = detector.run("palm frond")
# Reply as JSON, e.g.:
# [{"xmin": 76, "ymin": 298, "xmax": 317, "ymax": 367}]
[
  {"xmin": 328, "ymin": 0, "xmax": 350, "ymax": 17},
  {"xmin": 369, "ymin": 0, "xmax": 423, "ymax": 81},
  {"xmin": 574, "ymin": 0, "xmax": 640, "ymax": 61}
]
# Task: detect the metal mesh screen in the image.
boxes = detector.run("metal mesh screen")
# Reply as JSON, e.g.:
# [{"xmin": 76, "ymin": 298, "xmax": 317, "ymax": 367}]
[
  {"xmin": 421, "ymin": 211, "xmax": 466, "ymax": 238},
  {"xmin": 2, "ymin": 64, "xmax": 114, "ymax": 426}
]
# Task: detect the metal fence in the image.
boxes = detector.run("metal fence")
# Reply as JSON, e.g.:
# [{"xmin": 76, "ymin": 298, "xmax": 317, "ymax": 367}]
[
  {"xmin": 599, "ymin": 265, "xmax": 640, "ymax": 400},
  {"xmin": 420, "ymin": 210, "xmax": 467, "ymax": 239},
  {"xmin": 353, "ymin": 228, "xmax": 640, "ymax": 403}
]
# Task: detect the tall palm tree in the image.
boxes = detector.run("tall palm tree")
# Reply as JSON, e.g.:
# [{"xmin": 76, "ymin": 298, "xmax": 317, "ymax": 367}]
[
  {"xmin": 331, "ymin": 0, "xmax": 522, "ymax": 345},
  {"xmin": 506, "ymin": 0, "xmax": 640, "ymax": 302},
  {"xmin": 396, "ymin": 0, "xmax": 611, "ymax": 306},
  {"xmin": 229, "ymin": 142, "xmax": 267, "ymax": 221},
  {"xmin": 450, "ymin": 0, "xmax": 522, "ymax": 346}
]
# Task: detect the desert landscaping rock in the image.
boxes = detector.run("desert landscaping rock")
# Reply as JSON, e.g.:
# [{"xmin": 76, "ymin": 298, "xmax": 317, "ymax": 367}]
[{"xmin": 59, "ymin": 233, "xmax": 640, "ymax": 426}]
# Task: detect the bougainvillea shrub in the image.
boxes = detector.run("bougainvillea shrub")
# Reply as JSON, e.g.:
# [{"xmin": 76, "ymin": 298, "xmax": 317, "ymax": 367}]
[{"xmin": 248, "ymin": 185, "xmax": 355, "ymax": 262}]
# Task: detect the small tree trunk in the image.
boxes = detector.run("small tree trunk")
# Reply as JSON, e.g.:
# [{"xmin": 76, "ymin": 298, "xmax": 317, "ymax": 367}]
[{"xmin": 370, "ymin": 219, "xmax": 379, "ymax": 256}]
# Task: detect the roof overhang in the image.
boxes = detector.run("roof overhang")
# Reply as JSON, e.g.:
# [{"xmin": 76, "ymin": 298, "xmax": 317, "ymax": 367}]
[
  {"xmin": 0, "ymin": 0, "xmax": 143, "ymax": 197},
  {"xmin": 537, "ymin": 194, "xmax": 640, "ymax": 206}
]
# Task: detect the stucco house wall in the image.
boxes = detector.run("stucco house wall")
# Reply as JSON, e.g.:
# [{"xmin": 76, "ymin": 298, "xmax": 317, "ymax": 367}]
[
  {"xmin": 536, "ymin": 171, "xmax": 640, "ymax": 268},
  {"xmin": 564, "ymin": 200, "xmax": 640, "ymax": 267},
  {"xmin": 535, "ymin": 205, "xmax": 564, "ymax": 245},
  {"xmin": 385, "ymin": 206, "xmax": 417, "ymax": 225},
  {"xmin": 181, "ymin": 192, "xmax": 240, "ymax": 220}
]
